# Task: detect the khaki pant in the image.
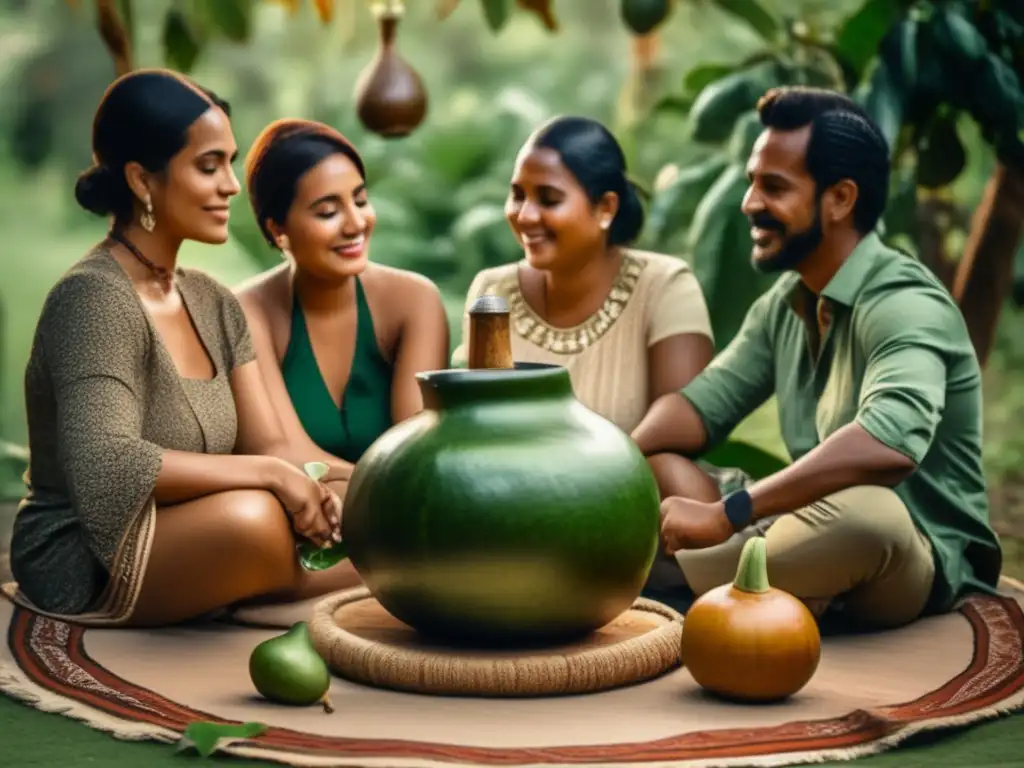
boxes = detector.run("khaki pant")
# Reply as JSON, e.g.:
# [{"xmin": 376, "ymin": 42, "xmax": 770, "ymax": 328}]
[{"xmin": 657, "ymin": 485, "xmax": 936, "ymax": 629}]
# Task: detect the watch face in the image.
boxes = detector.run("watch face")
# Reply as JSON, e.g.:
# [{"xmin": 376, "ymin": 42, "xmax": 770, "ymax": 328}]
[{"xmin": 724, "ymin": 490, "xmax": 753, "ymax": 530}]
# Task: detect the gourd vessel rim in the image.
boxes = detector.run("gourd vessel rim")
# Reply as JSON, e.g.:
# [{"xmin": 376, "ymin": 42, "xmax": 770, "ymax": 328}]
[{"xmin": 415, "ymin": 362, "xmax": 572, "ymax": 404}]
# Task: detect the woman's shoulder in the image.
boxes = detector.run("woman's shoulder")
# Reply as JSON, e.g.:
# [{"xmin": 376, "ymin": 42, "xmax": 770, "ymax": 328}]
[
  {"xmin": 176, "ymin": 266, "xmax": 254, "ymax": 350},
  {"xmin": 623, "ymin": 248, "xmax": 713, "ymax": 342},
  {"xmin": 625, "ymin": 248, "xmax": 697, "ymax": 281},
  {"xmin": 35, "ymin": 246, "xmax": 152, "ymax": 368},
  {"xmin": 178, "ymin": 263, "xmax": 242, "ymax": 299},
  {"xmin": 233, "ymin": 263, "xmax": 291, "ymax": 319},
  {"xmin": 363, "ymin": 262, "xmax": 443, "ymax": 302},
  {"xmin": 42, "ymin": 246, "xmax": 139, "ymax": 319},
  {"xmin": 179, "ymin": 265, "xmax": 259, "ymax": 321}
]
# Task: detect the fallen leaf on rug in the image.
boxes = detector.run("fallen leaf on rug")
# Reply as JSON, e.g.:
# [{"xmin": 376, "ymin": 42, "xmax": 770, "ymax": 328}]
[{"xmin": 176, "ymin": 721, "xmax": 268, "ymax": 757}]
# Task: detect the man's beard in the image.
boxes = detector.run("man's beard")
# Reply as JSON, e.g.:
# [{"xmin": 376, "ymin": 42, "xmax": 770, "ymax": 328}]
[{"xmin": 749, "ymin": 202, "xmax": 824, "ymax": 274}]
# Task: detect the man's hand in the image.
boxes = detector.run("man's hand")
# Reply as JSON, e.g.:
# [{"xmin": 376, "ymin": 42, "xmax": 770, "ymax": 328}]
[{"xmin": 660, "ymin": 496, "xmax": 734, "ymax": 553}]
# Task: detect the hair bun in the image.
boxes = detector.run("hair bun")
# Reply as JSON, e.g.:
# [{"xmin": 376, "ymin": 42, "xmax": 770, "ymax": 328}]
[
  {"xmin": 73, "ymin": 165, "xmax": 118, "ymax": 216},
  {"xmin": 609, "ymin": 177, "xmax": 645, "ymax": 246}
]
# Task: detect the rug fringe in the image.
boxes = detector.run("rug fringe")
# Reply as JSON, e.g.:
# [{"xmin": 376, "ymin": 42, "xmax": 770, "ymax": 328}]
[
  {"xmin": 2, "ymin": 601, "xmax": 1023, "ymax": 768},
  {"xmin": 214, "ymin": 688, "xmax": 1024, "ymax": 768},
  {"xmin": 3, "ymin": 648, "xmax": 1022, "ymax": 768},
  {"xmin": 0, "ymin": 659, "xmax": 178, "ymax": 746}
]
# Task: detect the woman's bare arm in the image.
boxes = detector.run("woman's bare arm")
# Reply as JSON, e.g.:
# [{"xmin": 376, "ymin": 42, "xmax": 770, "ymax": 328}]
[{"xmin": 389, "ymin": 273, "xmax": 451, "ymax": 423}]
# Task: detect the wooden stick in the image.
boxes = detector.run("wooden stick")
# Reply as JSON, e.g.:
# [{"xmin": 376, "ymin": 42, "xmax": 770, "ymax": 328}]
[{"xmin": 467, "ymin": 295, "xmax": 514, "ymax": 370}]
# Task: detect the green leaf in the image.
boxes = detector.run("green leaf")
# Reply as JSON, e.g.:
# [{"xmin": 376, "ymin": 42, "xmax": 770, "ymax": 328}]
[
  {"xmin": 881, "ymin": 165, "xmax": 918, "ymax": 240},
  {"xmin": 835, "ymin": 0, "xmax": 902, "ymax": 78},
  {"xmin": 479, "ymin": 0, "xmax": 512, "ymax": 32},
  {"xmin": 645, "ymin": 154, "xmax": 730, "ymax": 250},
  {"xmin": 933, "ymin": 7, "xmax": 990, "ymax": 66},
  {"xmin": 298, "ymin": 540, "xmax": 348, "ymax": 571},
  {"xmin": 726, "ymin": 110, "xmax": 763, "ymax": 164},
  {"xmin": 708, "ymin": 0, "xmax": 780, "ymax": 43},
  {"xmin": 875, "ymin": 18, "xmax": 919, "ymax": 95},
  {"xmin": 652, "ymin": 94, "xmax": 694, "ymax": 116},
  {"xmin": 688, "ymin": 60, "xmax": 784, "ymax": 145},
  {"xmin": 971, "ymin": 53, "xmax": 1024, "ymax": 139},
  {"xmin": 304, "ymin": 461, "xmax": 329, "ymax": 481},
  {"xmin": 896, "ymin": 18, "xmax": 918, "ymax": 92},
  {"xmin": 177, "ymin": 721, "xmax": 267, "ymax": 758},
  {"xmin": 857, "ymin": 58, "xmax": 906, "ymax": 155},
  {"xmin": 162, "ymin": 9, "xmax": 202, "ymax": 73},
  {"xmin": 683, "ymin": 63, "xmax": 736, "ymax": 95},
  {"xmin": 204, "ymin": 0, "xmax": 253, "ymax": 43},
  {"xmin": 703, "ymin": 439, "xmax": 789, "ymax": 480},
  {"xmin": 685, "ymin": 164, "xmax": 775, "ymax": 349}
]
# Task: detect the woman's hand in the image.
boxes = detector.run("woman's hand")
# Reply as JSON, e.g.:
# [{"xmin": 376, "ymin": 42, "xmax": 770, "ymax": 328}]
[
  {"xmin": 267, "ymin": 459, "xmax": 338, "ymax": 548},
  {"xmin": 318, "ymin": 481, "xmax": 343, "ymax": 536}
]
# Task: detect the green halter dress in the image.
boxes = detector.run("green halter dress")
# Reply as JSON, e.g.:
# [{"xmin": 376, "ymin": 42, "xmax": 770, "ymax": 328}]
[{"xmin": 281, "ymin": 278, "xmax": 394, "ymax": 464}]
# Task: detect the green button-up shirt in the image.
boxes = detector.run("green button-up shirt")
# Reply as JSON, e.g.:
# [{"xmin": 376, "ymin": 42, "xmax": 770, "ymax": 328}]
[{"xmin": 681, "ymin": 233, "xmax": 1002, "ymax": 612}]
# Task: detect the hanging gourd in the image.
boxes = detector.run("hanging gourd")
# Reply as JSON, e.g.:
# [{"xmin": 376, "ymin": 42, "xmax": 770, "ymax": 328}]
[
  {"xmin": 681, "ymin": 536, "xmax": 821, "ymax": 702},
  {"xmin": 354, "ymin": 0, "xmax": 428, "ymax": 138}
]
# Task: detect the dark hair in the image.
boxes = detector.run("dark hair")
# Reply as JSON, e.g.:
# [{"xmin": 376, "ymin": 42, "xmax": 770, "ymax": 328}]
[
  {"xmin": 244, "ymin": 119, "xmax": 366, "ymax": 247},
  {"xmin": 527, "ymin": 116, "xmax": 644, "ymax": 246},
  {"xmin": 755, "ymin": 86, "xmax": 890, "ymax": 234},
  {"xmin": 74, "ymin": 68, "xmax": 230, "ymax": 222}
]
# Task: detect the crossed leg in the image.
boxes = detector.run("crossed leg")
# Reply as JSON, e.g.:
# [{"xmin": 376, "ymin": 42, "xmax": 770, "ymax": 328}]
[
  {"xmin": 128, "ymin": 489, "xmax": 360, "ymax": 627},
  {"xmin": 674, "ymin": 483, "xmax": 936, "ymax": 629}
]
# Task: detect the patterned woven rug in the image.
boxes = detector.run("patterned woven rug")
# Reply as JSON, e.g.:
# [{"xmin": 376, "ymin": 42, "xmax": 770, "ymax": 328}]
[{"xmin": 1, "ymin": 578, "xmax": 1023, "ymax": 768}]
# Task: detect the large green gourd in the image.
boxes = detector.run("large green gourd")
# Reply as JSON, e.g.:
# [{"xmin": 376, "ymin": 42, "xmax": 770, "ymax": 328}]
[{"xmin": 340, "ymin": 297, "xmax": 661, "ymax": 646}]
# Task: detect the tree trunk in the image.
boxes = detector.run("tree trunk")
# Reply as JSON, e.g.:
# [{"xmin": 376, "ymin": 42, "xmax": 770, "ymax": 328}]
[
  {"xmin": 951, "ymin": 163, "xmax": 1024, "ymax": 367},
  {"xmin": 96, "ymin": 0, "xmax": 132, "ymax": 76},
  {"xmin": 615, "ymin": 31, "xmax": 662, "ymax": 167}
]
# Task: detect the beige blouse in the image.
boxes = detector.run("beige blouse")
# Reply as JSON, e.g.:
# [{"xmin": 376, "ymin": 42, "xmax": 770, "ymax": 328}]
[{"xmin": 451, "ymin": 249, "xmax": 714, "ymax": 434}]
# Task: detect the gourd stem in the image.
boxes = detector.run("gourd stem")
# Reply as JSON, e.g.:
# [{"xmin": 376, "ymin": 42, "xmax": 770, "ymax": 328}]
[
  {"xmin": 320, "ymin": 691, "xmax": 335, "ymax": 714},
  {"xmin": 733, "ymin": 536, "xmax": 770, "ymax": 593}
]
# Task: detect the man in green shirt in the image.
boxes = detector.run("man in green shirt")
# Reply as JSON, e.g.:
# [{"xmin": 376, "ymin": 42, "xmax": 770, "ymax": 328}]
[{"xmin": 633, "ymin": 86, "xmax": 1002, "ymax": 628}]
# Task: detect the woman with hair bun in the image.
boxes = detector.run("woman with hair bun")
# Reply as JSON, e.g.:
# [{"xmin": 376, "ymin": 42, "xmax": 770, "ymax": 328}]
[
  {"xmin": 8, "ymin": 69, "xmax": 357, "ymax": 628},
  {"xmin": 236, "ymin": 119, "xmax": 450, "ymax": 485},
  {"xmin": 452, "ymin": 116, "xmax": 718, "ymax": 501}
]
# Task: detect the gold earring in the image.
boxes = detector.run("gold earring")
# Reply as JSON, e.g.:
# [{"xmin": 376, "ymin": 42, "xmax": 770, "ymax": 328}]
[
  {"xmin": 140, "ymin": 195, "xmax": 155, "ymax": 233},
  {"xmin": 277, "ymin": 236, "xmax": 292, "ymax": 258}
]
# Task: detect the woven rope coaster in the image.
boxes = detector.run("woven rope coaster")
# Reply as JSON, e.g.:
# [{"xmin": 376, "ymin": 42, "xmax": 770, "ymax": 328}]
[{"xmin": 308, "ymin": 586, "xmax": 684, "ymax": 697}]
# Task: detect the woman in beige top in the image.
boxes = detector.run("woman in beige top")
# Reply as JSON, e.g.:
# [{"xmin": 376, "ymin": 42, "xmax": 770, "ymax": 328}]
[
  {"xmin": 8, "ymin": 70, "xmax": 356, "ymax": 628},
  {"xmin": 452, "ymin": 116, "xmax": 719, "ymax": 501}
]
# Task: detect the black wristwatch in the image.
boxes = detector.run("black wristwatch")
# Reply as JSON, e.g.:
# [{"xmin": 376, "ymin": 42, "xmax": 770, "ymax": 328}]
[{"xmin": 722, "ymin": 489, "xmax": 754, "ymax": 531}]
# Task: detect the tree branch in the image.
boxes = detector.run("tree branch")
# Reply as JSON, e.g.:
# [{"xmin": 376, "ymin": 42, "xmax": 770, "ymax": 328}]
[
  {"xmin": 96, "ymin": 0, "xmax": 132, "ymax": 76},
  {"xmin": 952, "ymin": 163, "xmax": 1024, "ymax": 367}
]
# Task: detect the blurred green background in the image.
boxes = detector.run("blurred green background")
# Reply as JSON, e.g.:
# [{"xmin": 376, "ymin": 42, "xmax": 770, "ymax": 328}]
[{"xmin": 1, "ymin": 0, "xmax": 1023, "ymax": 573}]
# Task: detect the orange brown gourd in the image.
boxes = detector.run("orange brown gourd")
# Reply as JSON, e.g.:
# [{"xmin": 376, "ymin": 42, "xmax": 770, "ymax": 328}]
[{"xmin": 680, "ymin": 536, "xmax": 821, "ymax": 702}]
